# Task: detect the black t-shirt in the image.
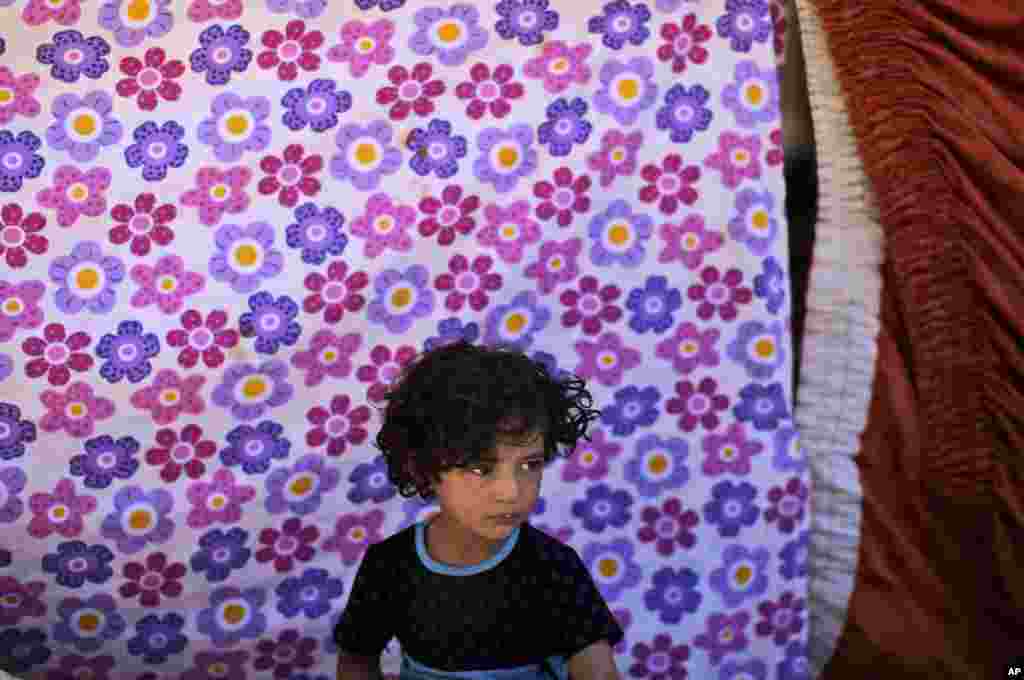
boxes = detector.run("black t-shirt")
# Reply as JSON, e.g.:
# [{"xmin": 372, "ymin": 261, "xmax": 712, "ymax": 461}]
[{"xmin": 334, "ymin": 519, "xmax": 624, "ymax": 679}]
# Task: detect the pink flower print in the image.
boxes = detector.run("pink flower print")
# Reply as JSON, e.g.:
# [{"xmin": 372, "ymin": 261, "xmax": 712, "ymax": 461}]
[
  {"xmin": 417, "ymin": 184, "xmax": 480, "ymax": 246},
  {"xmin": 119, "ymin": 552, "xmax": 186, "ymax": 608},
  {"xmin": 185, "ymin": 468, "xmax": 256, "ymax": 529},
  {"xmin": 376, "ymin": 62, "xmax": 446, "ymax": 122},
  {"xmin": 533, "ymin": 167, "xmax": 591, "ymax": 227},
  {"xmin": 21, "ymin": 0, "xmax": 84, "ymax": 26},
  {"xmin": 257, "ymin": 144, "xmax": 322, "ymax": 208},
  {"xmin": 109, "ymin": 192, "xmax": 176, "ymax": 257},
  {"xmin": 22, "ymin": 322, "xmax": 93, "ymax": 386},
  {"xmin": 657, "ymin": 14, "xmax": 711, "ymax": 74},
  {"xmin": 525, "ymin": 238, "xmax": 582, "ymax": 295},
  {"xmin": 116, "ymin": 48, "xmax": 185, "ymax": 112},
  {"xmin": 667, "ymin": 377, "xmax": 730, "ymax": 432},
  {"xmin": 349, "ymin": 193, "xmax": 416, "ymax": 258},
  {"xmin": 327, "ymin": 19, "xmax": 395, "ymax": 78},
  {"xmin": 130, "ymin": 255, "xmax": 205, "ymax": 315},
  {"xmin": 766, "ymin": 128, "xmax": 784, "ymax": 167},
  {"xmin": 477, "ymin": 201, "xmax": 541, "ymax": 264},
  {"xmin": 704, "ymin": 132, "xmax": 762, "ymax": 189},
  {"xmin": 756, "ymin": 591, "xmax": 805, "ymax": 646},
  {"xmin": 258, "ymin": 20, "xmax": 324, "ymax": 82},
  {"xmin": 587, "ymin": 129, "xmax": 643, "ymax": 188},
  {"xmin": 0, "ymin": 67, "xmax": 42, "ymax": 124},
  {"xmin": 434, "ymin": 253, "xmax": 502, "ymax": 313},
  {"xmin": 303, "ymin": 261, "xmax": 369, "ymax": 324},
  {"xmin": 291, "ymin": 329, "xmax": 359, "ymax": 387},
  {"xmin": 180, "ymin": 166, "xmax": 252, "ymax": 227},
  {"xmin": 187, "ymin": 0, "xmax": 243, "ymax": 22},
  {"xmin": 455, "ymin": 63, "xmax": 524, "ymax": 120},
  {"xmin": 0, "ymin": 203, "xmax": 48, "ymax": 269},
  {"xmin": 145, "ymin": 424, "xmax": 217, "ymax": 483},
  {"xmin": 356, "ymin": 343, "xmax": 419, "ymax": 406},
  {"xmin": 523, "ymin": 40, "xmax": 592, "ymax": 94},
  {"xmin": 39, "ymin": 381, "xmax": 115, "ymax": 438},
  {"xmin": 305, "ymin": 394, "xmax": 371, "ymax": 457},
  {"xmin": 130, "ymin": 369, "xmax": 206, "ymax": 426},
  {"xmin": 256, "ymin": 517, "xmax": 319, "ymax": 573},
  {"xmin": 0, "ymin": 279, "xmax": 45, "ymax": 342},
  {"xmin": 639, "ymin": 154, "xmax": 701, "ymax": 215},
  {"xmin": 558, "ymin": 275, "xmax": 623, "ymax": 336},
  {"xmin": 689, "ymin": 266, "xmax": 753, "ymax": 322},
  {"xmin": 27, "ymin": 478, "xmax": 97, "ymax": 539},
  {"xmin": 166, "ymin": 309, "xmax": 239, "ymax": 369},
  {"xmin": 36, "ymin": 165, "xmax": 112, "ymax": 228},
  {"xmin": 701, "ymin": 423, "xmax": 763, "ymax": 476},
  {"xmin": 658, "ymin": 214, "xmax": 724, "ymax": 270}
]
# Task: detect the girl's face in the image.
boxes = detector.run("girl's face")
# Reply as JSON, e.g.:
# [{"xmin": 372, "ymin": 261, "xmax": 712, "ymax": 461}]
[{"xmin": 429, "ymin": 431, "xmax": 547, "ymax": 561}]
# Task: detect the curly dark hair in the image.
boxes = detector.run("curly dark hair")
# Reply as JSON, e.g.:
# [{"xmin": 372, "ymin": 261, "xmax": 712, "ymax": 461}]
[{"xmin": 373, "ymin": 339, "xmax": 603, "ymax": 501}]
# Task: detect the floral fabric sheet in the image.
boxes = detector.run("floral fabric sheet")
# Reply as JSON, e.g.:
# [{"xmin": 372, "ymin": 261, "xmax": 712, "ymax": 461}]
[{"xmin": 0, "ymin": 0, "xmax": 811, "ymax": 679}]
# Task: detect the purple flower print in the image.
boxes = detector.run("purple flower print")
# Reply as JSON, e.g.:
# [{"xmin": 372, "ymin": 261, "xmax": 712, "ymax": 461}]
[
  {"xmin": 124, "ymin": 121, "xmax": 189, "ymax": 181},
  {"xmin": 191, "ymin": 527, "xmax": 251, "ymax": 583},
  {"xmin": 36, "ymin": 165, "xmax": 112, "ymax": 227},
  {"xmin": 407, "ymin": 118, "xmax": 467, "ymax": 179},
  {"xmin": 716, "ymin": 0, "xmax": 772, "ymax": 53},
  {"xmin": 688, "ymin": 266, "xmax": 753, "ymax": 321},
  {"xmin": 694, "ymin": 611, "xmax": 750, "ymax": 666},
  {"xmin": 130, "ymin": 255, "xmax": 205, "ymax": 315},
  {"xmin": 570, "ymin": 483, "xmax": 632, "ymax": 533},
  {"xmin": 474, "ymin": 124, "xmax": 537, "ymax": 193},
  {"xmin": 646, "ymin": 565, "xmax": 701, "ymax": 624},
  {"xmin": 537, "ymin": 98, "xmax": 592, "ymax": 157},
  {"xmin": 40, "ymin": 382, "xmax": 116, "ymax": 439},
  {"xmin": 258, "ymin": 516, "xmax": 320, "ymax": 571},
  {"xmin": 657, "ymin": 83, "xmax": 712, "ymax": 144},
  {"xmin": 722, "ymin": 659, "xmax": 768, "ymax": 680},
  {"xmin": 0, "ymin": 402, "xmax": 37, "ymax": 461},
  {"xmin": 239, "ymin": 292, "xmax": 302, "ymax": 355},
  {"xmin": 69, "ymin": 435, "xmax": 140, "ymax": 489},
  {"xmin": 355, "ymin": 0, "xmax": 405, "ymax": 9},
  {"xmin": 754, "ymin": 257, "xmax": 786, "ymax": 315},
  {"xmin": 182, "ymin": 651, "xmax": 251, "ymax": 680},
  {"xmin": 265, "ymin": 454, "xmax": 340, "ymax": 517},
  {"xmin": 100, "ymin": 485, "xmax": 175, "ymax": 554},
  {"xmin": 254, "ymin": 629, "xmax": 319, "ymax": 677},
  {"xmin": 276, "ymin": 568, "xmax": 343, "ymax": 620},
  {"xmin": 190, "ymin": 24, "xmax": 253, "ymax": 86},
  {"xmin": 410, "ymin": 5, "xmax": 489, "ymax": 67},
  {"xmin": 46, "ymin": 92, "xmax": 123, "ymax": 162},
  {"xmin": 727, "ymin": 319, "xmax": 786, "ymax": 380},
  {"xmin": 0, "ymin": 576, "xmax": 46, "ymax": 626},
  {"xmin": 49, "ymin": 241, "xmax": 126, "ymax": 315},
  {"xmin": 322, "ymin": 512, "xmax": 385, "ymax": 565},
  {"xmin": 703, "ymin": 480, "xmax": 759, "ymax": 538},
  {"xmin": 495, "ymin": 0, "xmax": 559, "ymax": 46},
  {"xmin": 128, "ymin": 613, "xmax": 187, "ymax": 664},
  {"xmin": 588, "ymin": 1, "xmax": 651, "ymax": 50},
  {"xmin": 96, "ymin": 320, "xmax": 160, "ymax": 384},
  {"xmin": 181, "ymin": 165, "xmax": 252, "ymax": 227},
  {"xmin": 42, "ymin": 540, "xmax": 115, "ymax": 589},
  {"xmin": 523, "ymin": 41, "xmax": 592, "ymax": 95},
  {"xmin": 637, "ymin": 496, "xmax": 698, "ymax": 555},
  {"xmin": 587, "ymin": 129, "xmax": 642, "ymax": 188},
  {"xmin": 594, "ymin": 57, "xmax": 659, "ymax": 127},
  {"xmin": 478, "ymin": 200, "xmax": 541, "ymax": 264},
  {"xmin": 0, "ymin": 354, "xmax": 9, "ymax": 381},
  {"xmin": 0, "ymin": 466, "xmax": 26, "ymax": 523},
  {"xmin": 349, "ymin": 192, "xmax": 416, "ymax": 258},
  {"xmin": 765, "ymin": 477, "xmax": 808, "ymax": 534},
  {"xmin": 756, "ymin": 591, "xmax": 805, "ymax": 646},
  {"xmin": 329, "ymin": 121, "xmax": 402, "ymax": 191},
  {"xmin": 210, "ymin": 221, "xmax": 284, "ymax": 294},
  {"xmin": 701, "ymin": 423, "xmax": 763, "ymax": 476},
  {"xmin": 36, "ymin": 30, "xmax": 111, "ymax": 83},
  {"xmin": 666, "ymin": 377, "xmax": 730, "ymax": 432},
  {"xmin": 281, "ymin": 79, "xmax": 351, "ymax": 133},
  {"xmin": 98, "ymin": 0, "xmax": 174, "ymax": 48},
  {"xmin": 734, "ymin": 381, "xmax": 788, "ymax": 431},
  {"xmin": 710, "ymin": 543, "xmax": 770, "ymax": 608},
  {"xmin": 53, "ymin": 594, "xmax": 126, "ymax": 652},
  {"xmin": 0, "ymin": 279, "xmax": 44, "ymax": 342},
  {"xmin": 658, "ymin": 14, "xmax": 712, "ymax": 74},
  {"xmin": 266, "ymin": 0, "xmax": 327, "ymax": 19},
  {"xmin": 723, "ymin": 60, "xmax": 779, "ymax": 128},
  {"xmin": 27, "ymin": 478, "xmax": 95, "ymax": 539},
  {"xmin": 197, "ymin": 585, "xmax": 267, "ymax": 647},
  {"xmin": 212, "ymin": 359, "xmax": 294, "ymax": 421},
  {"xmin": 198, "ymin": 93, "xmax": 272, "ymax": 163},
  {"xmin": 186, "ymin": 468, "xmax": 256, "ymax": 529},
  {"xmin": 327, "ymin": 19, "xmax": 395, "ymax": 78},
  {"xmin": 221, "ymin": 421, "xmax": 291, "ymax": 475},
  {"xmin": 0, "ymin": 130, "xmax": 45, "ymax": 193},
  {"xmin": 286, "ymin": 203, "xmax": 347, "ymax": 265},
  {"xmin": 778, "ymin": 641, "xmax": 812, "ymax": 680},
  {"xmin": 587, "ymin": 200, "xmax": 653, "ymax": 267},
  {"xmin": 291, "ymin": 329, "xmax": 359, "ymax": 387},
  {"xmin": 705, "ymin": 132, "xmax": 762, "ymax": 188}
]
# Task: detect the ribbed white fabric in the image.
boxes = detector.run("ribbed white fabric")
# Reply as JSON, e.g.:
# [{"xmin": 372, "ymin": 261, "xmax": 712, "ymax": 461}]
[{"xmin": 790, "ymin": 1, "xmax": 882, "ymax": 676}]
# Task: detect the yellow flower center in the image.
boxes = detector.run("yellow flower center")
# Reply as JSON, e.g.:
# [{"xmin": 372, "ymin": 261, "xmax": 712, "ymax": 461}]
[
  {"xmin": 76, "ymin": 268, "xmax": 99, "ymax": 290},
  {"xmin": 498, "ymin": 146, "xmax": 519, "ymax": 168},
  {"xmin": 735, "ymin": 565, "xmax": 752, "ymax": 585},
  {"xmin": 243, "ymin": 377, "xmax": 266, "ymax": 398},
  {"xmin": 609, "ymin": 222, "xmax": 629, "ymax": 245},
  {"xmin": 223, "ymin": 603, "xmax": 245, "ymax": 625},
  {"xmin": 226, "ymin": 113, "xmax": 248, "ymax": 136},
  {"xmin": 129, "ymin": 509, "xmax": 150, "ymax": 530},
  {"xmin": 69, "ymin": 402, "xmax": 86, "ymax": 418},
  {"xmin": 78, "ymin": 613, "xmax": 100, "ymax": 632},
  {"xmin": 126, "ymin": 0, "xmax": 151, "ymax": 21},
  {"xmin": 73, "ymin": 114, "xmax": 96, "ymax": 136},
  {"xmin": 752, "ymin": 211, "xmax": 769, "ymax": 230},
  {"xmin": 0, "ymin": 89, "xmax": 12, "ymax": 104},
  {"xmin": 755, "ymin": 338, "xmax": 774, "ymax": 358},
  {"xmin": 391, "ymin": 288, "xmax": 411, "ymax": 307},
  {"xmin": 68, "ymin": 183, "xmax": 88, "ymax": 201},
  {"xmin": 617, "ymin": 78, "xmax": 639, "ymax": 100},
  {"xmin": 211, "ymin": 184, "xmax": 228, "ymax": 200},
  {"xmin": 598, "ymin": 558, "xmax": 617, "ymax": 578},
  {"xmin": 234, "ymin": 244, "xmax": 258, "ymax": 267},
  {"xmin": 355, "ymin": 142, "xmax": 378, "ymax": 165},
  {"xmin": 648, "ymin": 454, "xmax": 668, "ymax": 475},
  {"xmin": 746, "ymin": 83, "xmax": 763, "ymax": 105},
  {"xmin": 438, "ymin": 21, "xmax": 461, "ymax": 43},
  {"xmin": 290, "ymin": 476, "xmax": 313, "ymax": 495}
]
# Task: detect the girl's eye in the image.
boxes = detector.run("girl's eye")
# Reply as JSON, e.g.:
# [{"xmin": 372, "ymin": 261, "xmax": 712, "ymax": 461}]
[{"xmin": 469, "ymin": 460, "xmax": 544, "ymax": 477}]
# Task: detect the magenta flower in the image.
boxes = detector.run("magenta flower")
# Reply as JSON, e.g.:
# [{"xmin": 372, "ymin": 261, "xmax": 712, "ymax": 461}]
[
  {"xmin": 477, "ymin": 200, "xmax": 541, "ymax": 264},
  {"xmin": 0, "ymin": 67, "xmax": 42, "ymax": 124},
  {"xmin": 766, "ymin": 128, "xmax": 784, "ymax": 166},
  {"xmin": 533, "ymin": 167, "xmax": 591, "ymax": 227},
  {"xmin": 348, "ymin": 192, "xmax": 417, "ymax": 258},
  {"xmin": 257, "ymin": 144, "xmax": 322, "ymax": 208},
  {"xmin": 302, "ymin": 261, "xmax": 369, "ymax": 325},
  {"xmin": 166, "ymin": 309, "xmax": 239, "ymax": 369},
  {"xmin": 21, "ymin": 0, "xmax": 85, "ymax": 26},
  {"xmin": 0, "ymin": 279, "xmax": 45, "ymax": 342},
  {"xmin": 688, "ymin": 265, "xmax": 753, "ymax": 322},
  {"xmin": 36, "ymin": 165, "xmax": 112, "ymax": 228},
  {"xmin": 27, "ymin": 478, "xmax": 97, "ymax": 539},
  {"xmin": 255, "ymin": 517, "xmax": 319, "ymax": 573},
  {"xmin": 657, "ymin": 13, "xmax": 712, "ymax": 73},
  {"xmin": 417, "ymin": 184, "xmax": 479, "ymax": 246},
  {"xmin": 558, "ymin": 275, "xmax": 623, "ymax": 336},
  {"xmin": 129, "ymin": 255, "xmax": 205, "ymax": 315},
  {"xmin": 523, "ymin": 40, "xmax": 592, "ymax": 94},
  {"xmin": 130, "ymin": 369, "xmax": 206, "ymax": 425},
  {"xmin": 434, "ymin": 253, "xmax": 502, "ymax": 313},
  {"xmin": 765, "ymin": 477, "xmax": 809, "ymax": 534},
  {"xmin": 0, "ymin": 202, "xmax": 48, "ymax": 268},
  {"xmin": 180, "ymin": 166, "xmax": 252, "ymax": 227},
  {"xmin": 704, "ymin": 131, "xmax": 762, "ymax": 189},
  {"xmin": 187, "ymin": 0, "xmax": 243, "ymax": 22},
  {"xmin": 454, "ymin": 63, "xmax": 524, "ymax": 120},
  {"xmin": 666, "ymin": 377, "xmax": 730, "ymax": 432},
  {"xmin": 639, "ymin": 153, "xmax": 700, "ymax": 215},
  {"xmin": 657, "ymin": 214, "xmax": 724, "ymax": 270},
  {"xmin": 327, "ymin": 19, "xmax": 395, "ymax": 78},
  {"xmin": 701, "ymin": 423, "xmax": 764, "ymax": 476},
  {"xmin": 257, "ymin": 20, "xmax": 324, "ymax": 82},
  {"xmin": 108, "ymin": 192, "xmax": 176, "ymax": 257},
  {"xmin": 291, "ymin": 329, "xmax": 359, "ymax": 387},
  {"xmin": 586, "ymin": 129, "xmax": 643, "ymax": 188},
  {"xmin": 39, "ymin": 381, "xmax": 115, "ymax": 438},
  {"xmin": 305, "ymin": 394, "xmax": 371, "ymax": 457},
  {"xmin": 145, "ymin": 424, "xmax": 218, "ymax": 483},
  {"xmin": 756, "ymin": 591, "xmax": 805, "ymax": 645},
  {"xmin": 322, "ymin": 511, "xmax": 387, "ymax": 565},
  {"xmin": 185, "ymin": 468, "xmax": 256, "ymax": 529},
  {"xmin": 376, "ymin": 62, "xmax": 446, "ymax": 122},
  {"xmin": 119, "ymin": 552, "xmax": 186, "ymax": 608}
]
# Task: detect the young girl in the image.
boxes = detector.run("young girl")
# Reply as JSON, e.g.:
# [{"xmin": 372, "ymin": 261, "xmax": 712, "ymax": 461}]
[{"xmin": 334, "ymin": 339, "xmax": 624, "ymax": 680}]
